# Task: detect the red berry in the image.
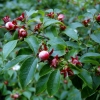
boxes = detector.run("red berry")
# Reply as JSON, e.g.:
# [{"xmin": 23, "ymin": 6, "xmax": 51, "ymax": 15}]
[
  {"xmin": 39, "ymin": 50, "xmax": 49, "ymax": 60},
  {"xmin": 5, "ymin": 22, "xmax": 15, "ymax": 30},
  {"xmin": 96, "ymin": 14, "xmax": 100, "ymax": 22},
  {"xmin": 4, "ymin": 81, "xmax": 8, "ymax": 85},
  {"xmin": 82, "ymin": 19, "xmax": 90, "ymax": 27},
  {"xmin": 60, "ymin": 25, "xmax": 66, "ymax": 31},
  {"xmin": 96, "ymin": 66, "xmax": 100, "ymax": 75},
  {"xmin": 18, "ymin": 28, "xmax": 27, "ymax": 39}
]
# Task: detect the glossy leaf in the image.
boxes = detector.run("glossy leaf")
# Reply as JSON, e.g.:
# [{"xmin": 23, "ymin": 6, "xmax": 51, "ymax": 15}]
[
  {"xmin": 19, "ymin": 57, "xmax": 38, "ymax": 88},
  {"xmin": 78, "ymin": 69, "xmax": 92, "ymax": 89},
  {"xmin": 67, "ymin": 88, "xmax": 82, "ymax": 100},
  {"xmin": 36, "ymin": 74, "xmax": 49, "ymax": 95},
  {"xmin": 51, "ymin": 44, "xmax": 66, "ymax": 56},
  {"xmin": 64, "ymin": 28, "xmax": 78, "ymax": 40},
  {"xmin": 39, "ymin": 64, "xmax": 52, "ymax": 77},
  {"xmin": 44, "ymin": 19, "xmax": 62, "ymax": 28},
  {"xmin": 80, "ymin": 52, "xmax": 100, "ymax": 61},
  {"xmin": 70, "ymin": 22, "xmax": 83, "ymax": 29},
  {"xmin": 48, "ymin": 37, "xmax": 66, "ymax": 46},
  {"xmin": 90, "ymin": 33, "xmax": 100, "ymax": 44},
  {"xmin": 25, "ymin": 36, "xmax": 40, "ymax": 55},
  {"xmin": 4, "ymin": 55, "xmax": 29, "ymax": 70},
  {"xmin": 47, "ymin": 70, "xmax": 60, "ymax": 96},
  {"xmin": 2, "ymin": 40, "xmax": 17, "ymax": 60}
]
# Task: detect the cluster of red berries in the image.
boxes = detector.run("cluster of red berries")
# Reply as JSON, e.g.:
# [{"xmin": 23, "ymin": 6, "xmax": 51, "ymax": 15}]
[
  {"xmin": 46, "ymin": 12, "xmax": 66, "ymax": 31},
  {"xmin": 38, "ymin": 43, "xmax": 82, "ymax": 78},
  {"xmin": 38, "ymin": 43, "xmax": 59, "ymax": 68},
  {"xmin": 2, "ymin": 13, "xmax": 27, "ymax": 39}
]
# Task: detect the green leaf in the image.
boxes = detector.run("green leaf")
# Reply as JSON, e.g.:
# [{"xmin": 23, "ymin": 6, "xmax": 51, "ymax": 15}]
[
  {"xmin": 67, "ymin": 88, "xmax": 82, "ymax": 100},
  {"xmin": 4, "ymin": 55, "xmax": 29, "ymax": 70},
  {"xmin": 4, "ymin": 32, "xmax": 12, "ymax": 41},
  {"xmin": 51, "ymin": 44, "xmax": 66, "ymax": 56},
  {"xmin": 44, "ymin": 18, "xmax": 62, "ymax": 28},
  {"xmin": 92, "ymin": 75, "xmax": 100, "ymax": 90},
  {"xmin": 2, "ymin": 40, "xmax": 17, "ymax": 60},
  {"xmin": 70, "ymin": 22, "xmax": 83, "ymax": 29},
  {"xmin": 19, "ymin": 57, "xmax": 38, "ymax": 88},
  {"xmin": 81, "ymin": 86, "xmax": 95, "ymax": 98},
  {"xmin": 78, "ymin": 69, "xmax": 92, "ymax": 89},
  {"xmin": 81, "ymin": 58, "xmax": 99, "ymax": 65},
  {"xmin": 36, "ymin": 74, "xmax": 49, "ymax": 95},
  {"xmin": 66, "ymin": 41, "xmax": 79, "ymax": 48},
  {"xmin": 64, "ymin": 28, "xmax": 78, "ymax": 40},
  {"xmin": 23, "ymin": 91, "xmax": 31, "ymax": 99},
  {"xmin": 47, "ymin": 70, "xmax": 60, "ymax": 96},
  {"xmin": 48, "ymin": 37, "xmax": 66, "ymax": 46},
  {"xmin": 86, "ymin": 92, "xmax": 98, "ymax": 100},
  {"xmin": 66, "ymin": 49, "xmax": 78, "ymax": 60},
  {"xmin": 25, "ymin": 9, "xmax": 38, "ymax": 17},
  {"xmin": 80, "ymin": 52, "xmax": 100, "ymax": 61},
  {"xmin": 90, "ymin": 33, "xmax": 100, "ymax": 44},
  {"xmin": 39, "ymin": 64, "xmax": 52, "ymax": 77},
  {"xmin": 25, "ymin": 36, "xmax": 40, "ymax": 55}
]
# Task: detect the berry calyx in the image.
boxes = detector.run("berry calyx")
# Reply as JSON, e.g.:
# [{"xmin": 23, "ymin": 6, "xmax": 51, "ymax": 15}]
[
  {"xmin": 5, "ymin": 22, "xmax": 15, "ymax": 30},
  {"xmin": 34, "ymin": 23, "xmax": 42, "ymax": 32},
  {"xmin": 2, "ymin": 16, "xmax": 10, "ymax": 23},
  {"xmin": 47, "ymin": 12, "xmax": 54, "ymax": 18},
  {"xmin": 17, "ymin": 13, "xmax": 25, "ymax": 21},
  {"xmin": 70, "ymin": 56, "xmax": 82, "ymax": 66},
  {"xmin": 18, "ymin": 28, "xmax": 27, "ymax": 39},
  {"xmin": 60, "ymin": 67, "xmax": 74, "ymax": 78},
  {"xmin": 50, "ymin": 55, "xmax": 59, "ymax": 68},
  {"xmin": 39, "ymin": 50, "xmax": 49, "ymax": 60}
]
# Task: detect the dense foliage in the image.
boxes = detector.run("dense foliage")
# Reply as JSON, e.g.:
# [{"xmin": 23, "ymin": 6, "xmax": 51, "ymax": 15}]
[{"xmin": 1, "ymin": 0, "xmax": 100, "ymax": 100}]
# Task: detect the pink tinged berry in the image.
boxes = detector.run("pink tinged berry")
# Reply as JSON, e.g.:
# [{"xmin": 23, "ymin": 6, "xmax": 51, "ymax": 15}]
[
  {"xmin": 18, "ymin": 28, "xmax": 27, "ymax": 39},
  {"xmin": 39, "ymin": 50, "xmax": 49, "ymax": 60},
  {"xmin": 58, "ymin": 14, "xmax": 65, "ymax": 21},
  {"xmin": 2, "ymin": 16, "xmax": 10, "ymax": 23},
  {"xmin": 5, "ymin": 22, "xmax": 15, "ymax": 30},
  {"xmin": 11, "ymin": 94, "xmax": 19, "ymax": 99}
]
